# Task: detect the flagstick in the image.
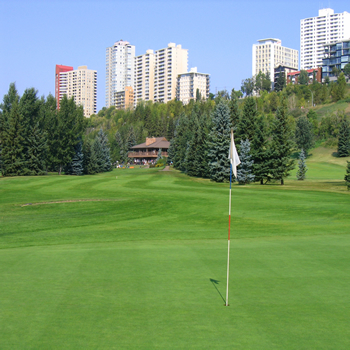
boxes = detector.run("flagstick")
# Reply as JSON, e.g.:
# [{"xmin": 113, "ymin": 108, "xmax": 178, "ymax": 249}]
[{"xmin": 226, "ymin": 163, "xmax": 232, "ymax": 306}]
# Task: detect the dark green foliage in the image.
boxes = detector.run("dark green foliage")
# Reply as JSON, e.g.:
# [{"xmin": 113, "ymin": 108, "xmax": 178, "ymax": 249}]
[
  {"xmin": 50, "ymin": 96, "xmax": 85, "ymax": 174},
  {"xmin": 345, "ymin": 161, "xmax": 350, "ymax": 190},
  {"xmin": 66, "ymin": 141, "xmax": 84, "ymax": 175},
  {"xmin": 236, "ymin": 97, "xmax": 257, "ymax": 147},
  {"xmin": 94, "ymin": 128, "xmax": 112, "ymax": 172},
  {"xmin": 184, "ymin": 113, "xmax": 210, "ymax": 178},
  {"xmin": 296, "ymin": 149, "xmax": 307, "ymax": 180},
  {"xmin": 207, "ymin": 101, "xmax": 232, "ymax": 182},
  {"xmin": 172, "ymin": 113, "xmax": 192, "ymax": 171},
  {"xmin": 237, "ymin": 139, "xmax": 255, "ymax": 185},
  {"xmin": 275, "ymin": 72, "xmax": 286, "ymax": 92},
  {"xmin": 26, "ymin": 122, "xmax": 48, "ymax": 175},
  {"xmin": 269, "ymin": 98, "xmax": 295, "ymax": 185},
  {"xmin": 83, "ymin": 139, "xmax": 98, "ymax": 175},
  {"xmin": 196, "ymin": 89, "xmax": 201, "ymax": 102},
  {"xmin": 251, "ymin": 115, "xmax": 270, "ymax": 184},
  {"xmin": 295, "ymin": 116, "xmax": 314, "ymax": 155},
  {"xmin": 337, "ymin": 115, "xmax": 350, "ymax": 157},
  {"xmin": 229, "ymin": 89, "xmax": 240, "ymax": 130},
  {"xmin": 0, "ymin": 83, "xmax": 20, "ymax": 173},
  {"xmin": 1, "ymin": 102, "xmax": 26, "ymax": 176}
]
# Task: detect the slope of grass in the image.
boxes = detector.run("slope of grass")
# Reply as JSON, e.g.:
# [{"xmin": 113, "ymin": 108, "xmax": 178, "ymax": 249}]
[{"xmin": 0, "ymin": 148, "xmax": 349, "ymax": 349}]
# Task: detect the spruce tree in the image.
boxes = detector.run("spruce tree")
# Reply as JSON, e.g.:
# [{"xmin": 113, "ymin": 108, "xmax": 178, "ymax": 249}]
[
  {"xmin": 296, "ymin": 149, "xmax": 307, "ymax": 180},
  {"xmin": 207, "ymin": 101, "xmax": 232, "ymax": 182},
  {"xmin": 95, "ymin": 128, "xmax": 112, "ymax": 172},
  {"xmin": 172, "ymin": 112, "xmax": 192, "ymax": 171},
  {"xmin": 251, "ymin": 115, "xmax": 270, "ymax": 184},
  {"xmin": 83, "ymin": 139, "xmax": 98, "ymax": 175},
  {"xmin": 338, "ymin": 115, "xmax": 350, "ymax": 157},
  {"xmin": 190, "ymin": 113, "xmax": 210, "ymax": 178},
  {"xmin": 269, "ymin": 98, "xmax": 295, "ymax": 185},
  {"xmin": 50, "ymin": 96, "xmax": 85, "ymax": 174},
  {"xmin": 26, "ymin": 122, "xmax": 48, "ymax": 175},
  {"xmin": 1, "ymin": 102, "xmax": 26, "ymax": 176},
  {"xmin": 236, "ymin": 97, "xmax": 257, "ymax": 149},
  {"xmin": 345, "ymin": 161, "xmax": 350, "ymax": 190},
  {"xmin": 115, "ymin": 131, "xmax": 127, "ymax": 163},
  {"xmin": 67, "ymin": 140, "xmax": 84, "ymax": 175},
  {"xmin": 0, "ymin": 83, "xmax": 20, "ymax": 174},
  {"xmin": 237, "ymin": 139, "xmax": 255, "ymax": 185},
  {"xmin": 229, "ymin": 89, "xmax": 240, "ymax": 130}
]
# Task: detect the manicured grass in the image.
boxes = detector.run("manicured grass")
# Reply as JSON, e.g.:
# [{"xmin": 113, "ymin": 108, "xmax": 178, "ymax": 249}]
[{"xmin": 0, "ymin": 147, "xmax": 349, "ymax": 349}]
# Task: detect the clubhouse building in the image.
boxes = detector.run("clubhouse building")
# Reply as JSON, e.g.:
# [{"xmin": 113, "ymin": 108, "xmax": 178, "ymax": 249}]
[{"xmin": 128, "ymin": 137, "xmax": 170, "ymax": 162}]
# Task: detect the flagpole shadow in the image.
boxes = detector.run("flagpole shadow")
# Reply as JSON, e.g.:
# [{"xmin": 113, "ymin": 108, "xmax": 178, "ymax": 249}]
[{"xmin": 210, "ymin": 278, "xmax": 226, "ymax": 304}]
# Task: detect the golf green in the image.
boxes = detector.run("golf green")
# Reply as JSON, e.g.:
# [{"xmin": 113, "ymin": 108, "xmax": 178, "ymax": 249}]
[{"xmin": 0, "ymin": 153, "xmax": 349, "ymax": 349}]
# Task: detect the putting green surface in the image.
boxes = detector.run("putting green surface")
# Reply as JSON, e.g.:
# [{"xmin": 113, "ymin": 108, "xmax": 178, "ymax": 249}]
[{"xmin": 0, "ymin": 149, "xmax": 350, "ymax": 349}]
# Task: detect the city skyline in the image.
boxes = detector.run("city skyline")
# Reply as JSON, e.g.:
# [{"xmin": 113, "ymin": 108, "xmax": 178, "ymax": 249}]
[{"xmin": 1, "ymin": 0, "xmax": 349, "ymax": 112}]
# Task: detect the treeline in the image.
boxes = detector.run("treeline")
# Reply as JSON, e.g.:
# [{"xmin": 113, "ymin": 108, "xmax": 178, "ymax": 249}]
[{"xmin": 0, "ymin": 84, "xmax": 112, "ymax": 176}]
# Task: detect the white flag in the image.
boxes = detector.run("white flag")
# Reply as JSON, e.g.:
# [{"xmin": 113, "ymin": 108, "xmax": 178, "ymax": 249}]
[{"xmin": 228, "ymin": 130, "xmax": 240, "ymax": 177}]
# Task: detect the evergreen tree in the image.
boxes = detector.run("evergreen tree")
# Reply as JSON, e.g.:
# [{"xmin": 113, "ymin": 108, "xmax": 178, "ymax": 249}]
[
  {"xmin": 275, "ymin": 72, "xmax": 286, "ymax": 92},
  {"xmin": 237, "ymin": 139, "xmax": 255, "ymax": 185},
  {"xmin": 296, "ymin": 149, "xmax": 307, "ymax": 180},
  {"xmin": 66, "ymin": 140, "xmax": 84, "ymax": 175},
  {"xmin": 50, "ymin": 96, "xmax": 85, "ymax": 174},
  {"xmin": 192, "ymin": 113, "xmax": 210, "ymax": 178},
  {"xmin": 172, "ymin": 112, "xmax": 192, "ymax": 171},
  {"xmin": 1, "ymin": 101, "xmax": 26, "ymax": 176},
  {"xmin": 269, "ymin": 98, "xmax": 295, "ymax": 185},
  {"xmin": 345, "ymin": 161, "xmax": 350, "ymax": 190},
  {"xmin": 0, "ymin": 83, "xmax": 20, "ymax": 173},
  {"xmin": 26, "ymin": 122, "xmax": 48, "ymax": 175},
  {"xmin": 229, "ymin": 89, "xmax": 240, "ymax": 130},
  {"xmin": 19, "ymin": 88, "xmax": 42, "ymax": 173},
  {"xmin": 236, "ymin": 97, "xmax": 257, "ymax": 150},
  {"xmin": 295, "ymin": 116, "xmax": 314, "ymax": 155},
  {"xmin": 196, "ymin": 88, "xmax": 201, "ymax": 102},
  {"xmin": 115, "ymin": 131, "xmax": 127, "ymax": 163},
  {"xmin": 207, "ymin": 101, "xmax": 232, "ymax": 182},
  {"xmin": 95, "ymin": 128, "xmax": 112, "ymax": 172},
  {"xmin": 251, "ymin": 115, "xmax": 270, "ymax": 184},
  {"xmin": 83, "ymin": 139, "xmax": 98, "ymax": 175},
  {"xmin": 338, "ymin": 115, "xmax": 350, "ymax": 157}
]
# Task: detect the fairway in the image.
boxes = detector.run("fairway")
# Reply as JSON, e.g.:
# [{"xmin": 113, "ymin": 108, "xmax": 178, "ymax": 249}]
[{"xmin": 1, "ymin": 150, "xmax": 350, "ymax": 349}]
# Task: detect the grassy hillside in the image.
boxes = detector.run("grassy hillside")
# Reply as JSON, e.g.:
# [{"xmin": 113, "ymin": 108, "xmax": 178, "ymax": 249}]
[{"xmin": 0, "ymin": 147, "xmax": 349, "ymax": 349}]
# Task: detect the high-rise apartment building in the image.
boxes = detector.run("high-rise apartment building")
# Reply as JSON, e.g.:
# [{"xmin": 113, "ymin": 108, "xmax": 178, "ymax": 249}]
[
  {"xmin": 56, "ymin": 65, "xmax": 97, "ymax": 118},
  {"xmin": 300, "ymin": 8, "xmax": 350, "ymax": 70},
  {"xmin": 115, "ymin": 86, "xmax": 134, "ymax": 110},
  {"xmin": 55, "ymin": 64, "xmax": 73, "ymax": 110},
  {"xmin": 252, "ymin": 39, "xmax": 299, "ymax": 81},
  {"xmin": 134, "ymin": 50, "xmax": 155, "ymax": 104},
  {"xmin": 176, "ymin": 67, "xmax": 209, "ymax": 104},
  {"xmin": 105, "ymin": 40, "xmax": 135, "ymax": 108},
  {"xmin": 154, "ymin": 43, "xmax": 188, "ymax": 103}
]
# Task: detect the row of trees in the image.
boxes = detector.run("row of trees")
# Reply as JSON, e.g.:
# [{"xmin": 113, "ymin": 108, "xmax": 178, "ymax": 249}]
[
  {"xmin": 169, "ymin": 96, "xmax": 295, "ymax": 185},
  {"xmin": 0, "ymin": 84, "xmax": 112, "ymax": 176}
]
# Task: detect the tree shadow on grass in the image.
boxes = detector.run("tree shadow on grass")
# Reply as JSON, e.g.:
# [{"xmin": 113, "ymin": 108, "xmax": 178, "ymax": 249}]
[{"xmin": 210, "ymin": 278, "xmax": 225, "ymax": 304}]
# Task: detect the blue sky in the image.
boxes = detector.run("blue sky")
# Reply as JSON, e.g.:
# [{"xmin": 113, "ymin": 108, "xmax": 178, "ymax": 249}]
[{"xmin": 0, "ymin": 0, "xmax": 349, "ymax": 111}]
